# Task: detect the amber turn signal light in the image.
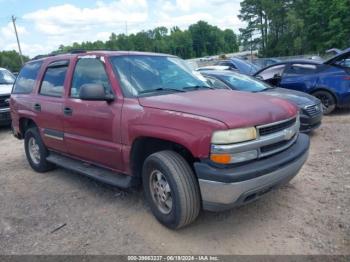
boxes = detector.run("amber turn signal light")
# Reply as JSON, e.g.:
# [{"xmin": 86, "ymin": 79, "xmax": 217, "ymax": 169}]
[{"xmin": 210, "ymin": 153, "xmax": 232, "ymax": 164}]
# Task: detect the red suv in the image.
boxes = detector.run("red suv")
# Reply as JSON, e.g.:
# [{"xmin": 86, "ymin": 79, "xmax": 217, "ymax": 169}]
[{"xmin": 10, "ymin": 51, "xmax": 310, "ymax": 229}]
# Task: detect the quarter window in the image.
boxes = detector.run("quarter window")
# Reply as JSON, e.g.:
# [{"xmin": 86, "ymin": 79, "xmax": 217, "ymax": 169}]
[
  {"xmin": 70, "ymin": 58, "xmax": 112, "ymax": 98},
  {"xmin": 12, "ymin": 61, "xmax": 43, "ymax": 94},
  {"xmin": 40, "ymin": 65, "xmax": 68, "ymax": 97}
]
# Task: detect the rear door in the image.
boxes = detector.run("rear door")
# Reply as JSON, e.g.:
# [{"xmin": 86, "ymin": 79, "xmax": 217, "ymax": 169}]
[
  {"xmin": 34, "ymin": 60, "xmax": 69, "ymax": 153},
  {"xmin": 63, "ymin": 56, "xmax": 123, "ymax": 171},
  {"xmin": 280, "ymin": 63, "xmax": 319, "ymax": 92}
]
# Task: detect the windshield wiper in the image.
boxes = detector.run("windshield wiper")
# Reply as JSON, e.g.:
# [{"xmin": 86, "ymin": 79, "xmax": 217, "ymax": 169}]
[
  {"xmin": 138, "ymin": 87, "xmax": 186, "ymax": 94},
  {"xmin": 182, "ymin": 85, "xmax": 214, "ymax": 90}
]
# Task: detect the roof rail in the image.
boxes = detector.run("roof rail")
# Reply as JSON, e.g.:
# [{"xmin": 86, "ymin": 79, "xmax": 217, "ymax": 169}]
[
  {"xmin": 68, "ymin": 49, "xmax": 87, "ymax": 54},
  {"xmin": 30, "ymin": 49, "xmax": 88, "ymax": 61},
  {"xmin": 31, "ymin": 54, "xmax": 56, "ymax": 60}
]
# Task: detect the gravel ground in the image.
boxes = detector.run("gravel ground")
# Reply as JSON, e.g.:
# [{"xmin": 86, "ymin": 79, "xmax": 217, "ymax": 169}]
[{"xmin": 0, "ymin": 111, "xmax": 349, "ymax": 255}]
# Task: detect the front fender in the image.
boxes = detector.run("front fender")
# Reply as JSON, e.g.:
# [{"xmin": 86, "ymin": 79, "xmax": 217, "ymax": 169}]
[{"xmin": 122, "ymin": 103, "xmax": 227, "ymax": 159}]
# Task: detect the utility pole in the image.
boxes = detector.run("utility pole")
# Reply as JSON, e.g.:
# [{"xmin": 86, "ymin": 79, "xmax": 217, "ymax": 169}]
[{"xmin": 12, "ymin": 15, "xmax": 24, "ymax": 65}]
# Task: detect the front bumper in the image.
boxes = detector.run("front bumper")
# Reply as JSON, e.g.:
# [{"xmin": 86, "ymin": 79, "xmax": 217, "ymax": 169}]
[
  {"xmin": 300, "ymin": 112, "xmax": 322, "ymax": 133},
  {"xmin": 194, "ymin": 133, "xmax": 310, "ymax": 211},
  {"xmin": 0, "ymin": 107, "xmax": 11, "ymax": 126}
]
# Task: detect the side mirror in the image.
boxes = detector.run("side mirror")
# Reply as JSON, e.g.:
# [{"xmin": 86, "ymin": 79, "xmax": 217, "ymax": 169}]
[{"xmin": 79, "ymin": 84, "xmax": 114, "ymax": 102}]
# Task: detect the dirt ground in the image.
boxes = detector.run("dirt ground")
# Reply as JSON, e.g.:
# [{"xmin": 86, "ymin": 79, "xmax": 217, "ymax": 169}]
[{"xmin": 0, "ymin": 111, "xmax": 349, "ymax": 255}]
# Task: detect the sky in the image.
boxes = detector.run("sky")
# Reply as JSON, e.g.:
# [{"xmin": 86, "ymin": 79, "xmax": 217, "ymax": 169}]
[{"xmin": 0, "ymin": 0, "xmax": 243, "ymax": 57}]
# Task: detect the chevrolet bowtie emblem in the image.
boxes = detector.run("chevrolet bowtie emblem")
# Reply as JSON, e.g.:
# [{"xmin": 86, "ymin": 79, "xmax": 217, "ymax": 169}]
[{"xmin": 4, "ymin": 98, "xmax": 10, "ymax": 104}]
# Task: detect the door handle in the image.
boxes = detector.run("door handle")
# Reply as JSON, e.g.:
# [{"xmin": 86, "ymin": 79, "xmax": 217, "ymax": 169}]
[
  {"xmin": 63, "ymin": 107, "xmax": 73, "ymax": 116},
  {"xmin": 33, "ymin": 103, "xmax": 41, "ymax": 111}
]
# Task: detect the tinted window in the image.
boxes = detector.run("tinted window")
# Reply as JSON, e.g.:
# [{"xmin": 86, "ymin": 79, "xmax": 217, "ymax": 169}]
[
  {"xmin": 285, "ymin": 64, "xmax": 318, "ymax": 75},
  {"xmin": 12, "ymin": 61, "xmax": 43, "ymax": 94},
  {"xmin": 110, "ymin": 55, "xmax": 208, "ymax": 97},
  {"xmin": 0, "ymin": 69, "xmax": 15, "ymax": 85},
  {"xmin": 257, "ymin": 64, "xmax": 286, "ymax": 80},
  {"xmin": 71, "ymin": 58, "xmax": 112, "ymax": 98},
  {"xmin": 40, "ymin": 65, "xmax": 68, "ymax": 97}
]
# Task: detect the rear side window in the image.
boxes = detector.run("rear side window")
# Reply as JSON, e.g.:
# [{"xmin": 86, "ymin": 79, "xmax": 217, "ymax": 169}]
[
  {"xmin": 40, "ymin": 64, "xmax": 68, "ymax": 97},
  {"xmin": 12, "ymin": 61, "xmax": 43, "ymax": 94}
]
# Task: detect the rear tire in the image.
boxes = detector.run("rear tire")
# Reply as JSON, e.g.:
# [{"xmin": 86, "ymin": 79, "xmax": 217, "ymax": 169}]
[
  {"xmin": 24, "ymin": 127, "xmax": 55, "ymax": 172},
  {"xmin": 313, "ymin": 90, "xmax": 336, "ymax": 114},
  {"xmin": 142, "ymin": 150, "xmax": 201, "ymax": 229}
]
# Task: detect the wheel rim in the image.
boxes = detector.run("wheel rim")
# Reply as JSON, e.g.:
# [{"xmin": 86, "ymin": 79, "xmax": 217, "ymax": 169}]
[
  {"xmin": 316, "ymin": 94, "xmax": 331, "ymax": 111},
  {"xmin": 28, "ymin": 137, "xmax": 40, "ymax": 165},
  {"xmin": 149, "ymin": 170, "xmax": 173, "ymax": 214}
]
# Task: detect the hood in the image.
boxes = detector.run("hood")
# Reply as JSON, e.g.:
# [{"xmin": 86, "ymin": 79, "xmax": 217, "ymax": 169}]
[
  {"xmin": 0, "ymin": 84, "xmax": 12, "ymax": 96},
  {"xmin": 138, "ymin": 89, "xmax": 297, "ymax": 129},
  {"xmin": 324, "ymin": 48, "xmax": 350, "ymax": 65},
  {"xmin": 262, "ymin": 87, "xmax": 320, "ymax": 107}
]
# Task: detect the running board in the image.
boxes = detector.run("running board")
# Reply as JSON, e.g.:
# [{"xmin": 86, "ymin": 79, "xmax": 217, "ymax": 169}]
[{"xmin": 46, "ymin": 152, "xmax": 135, "ymax": 188}]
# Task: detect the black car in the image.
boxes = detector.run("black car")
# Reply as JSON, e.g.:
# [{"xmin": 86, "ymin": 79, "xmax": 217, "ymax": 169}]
[{"xmin": 202, "ymin": 70, "xmax": 322, "ymax": 133}]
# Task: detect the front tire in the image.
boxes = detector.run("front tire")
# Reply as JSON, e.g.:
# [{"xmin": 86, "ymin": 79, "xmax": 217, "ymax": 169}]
[
  {"xmin": 24, "ymin": 127, "xmax": 55, "ymax": 172},
  {"xmin": 142, "ymin": 151, "xmax": 201, "ymax": 229},
  {"xmin": 313, "ymin": 90, "xmax": 336, "ymax": 114}
]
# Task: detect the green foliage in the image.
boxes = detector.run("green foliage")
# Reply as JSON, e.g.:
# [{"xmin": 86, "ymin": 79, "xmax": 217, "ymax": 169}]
[
  {"xmin": 56, "ymin": 21, "xmax": 239, "ymax": 59},
  {"xmin": 239, "ymin": 0, "xmax": 350, "ymax": 56},
  {"xmin": 0, "ymin": 50, "xmax": 28, "ymax": 72}
]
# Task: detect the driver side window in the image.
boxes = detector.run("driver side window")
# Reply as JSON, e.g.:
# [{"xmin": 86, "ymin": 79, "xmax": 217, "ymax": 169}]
[{"xmin": 71, "ymin": 58, "xmax": 112, "ymax": 98}]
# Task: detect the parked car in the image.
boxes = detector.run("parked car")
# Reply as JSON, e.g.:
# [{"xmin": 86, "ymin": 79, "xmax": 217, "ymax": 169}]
[
  {"xmin": 254, "ymin": 49, "xmax": 350, "ymax": 114},
  {"xmin": 11, "ymin": 51, "xmax": 310, "ymax": 229},
  {"xmin": 215, "ymin": 57, "xmax": 259, "ymax": 75},
  {"xmin": 0, "ymin": 68, "xmax": 15, "ymax": 126},
  {"xmin": 201, "ymin": 70, "xmax": 322, "ymax": 133}
]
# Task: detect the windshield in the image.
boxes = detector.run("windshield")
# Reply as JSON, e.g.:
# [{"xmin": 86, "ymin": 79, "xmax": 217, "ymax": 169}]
[
  {"xmin": 232, "ymin": 59, "xmax": 259, "ymax": 75},
  {"xmin": 110, "ymin": 55, "xmax": 210, "ymax": 97},
  {"xmin": 220, "ymin": 73, "xmax": 272, "ymax": 92},
  {"xmin": 0, "ymin": 69, "xmax": 15, "ymax": 85}
]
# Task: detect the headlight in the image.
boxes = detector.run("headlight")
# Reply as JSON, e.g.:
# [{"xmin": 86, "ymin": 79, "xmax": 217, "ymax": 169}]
[{"xmin": 211, "ymin": 127, "xmax": 257, "ymax": 144}]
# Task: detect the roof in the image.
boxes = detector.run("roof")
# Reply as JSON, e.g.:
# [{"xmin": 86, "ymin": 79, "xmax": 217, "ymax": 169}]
[
  {"xmin": 272, "ymin": 59, "xmax": 322, "ymax": 65},
  {"xmin": 199, "ymin": 70, "xmax": 239, "ymax": 77},
  {"xmin": 253, "ymin": 59, "xmax": 322, "ymax": 76},
  {"xmin": 30, "ymin": 50, "xmax": 176, "ymax": 63}
]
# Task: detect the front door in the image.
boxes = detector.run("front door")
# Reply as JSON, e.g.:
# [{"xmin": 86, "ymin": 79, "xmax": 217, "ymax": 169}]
[{"xmin": 63, "ymin": 56, "xmax": 123, "ymax": 171}]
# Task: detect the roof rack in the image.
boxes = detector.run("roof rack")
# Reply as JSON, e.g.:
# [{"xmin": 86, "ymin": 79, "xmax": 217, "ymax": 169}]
[{"xmin": 31, "ymin": 49, "xmax": 88, "ymax": 61}]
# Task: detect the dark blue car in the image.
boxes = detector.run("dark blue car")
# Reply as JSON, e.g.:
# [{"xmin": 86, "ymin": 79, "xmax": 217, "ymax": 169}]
[{"xmin": 254, "ymin": 49, "xmax": 350, "ymax": 114}]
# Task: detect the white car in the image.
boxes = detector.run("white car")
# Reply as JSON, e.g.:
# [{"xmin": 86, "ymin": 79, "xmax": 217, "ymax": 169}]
[{"xmin": 0, "ymin": 68, "xmax": 15, "ymax": 126}]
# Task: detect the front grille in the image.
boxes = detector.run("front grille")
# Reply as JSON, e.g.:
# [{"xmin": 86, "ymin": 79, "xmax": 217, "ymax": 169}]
[
  {"xmin": 258, "ymin": 118, "xmax": 296, "ymax": 136},
  {"xmin": 0, "ymin": 95, "xmax": 10, "ymax": 108},
  {"xmin": 304, "ymin": 104, "xmax": 322, "ymax": 117},
  {"xmin": 0, "ymin": 111, "xmax": 11, "ymax": 121}
]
